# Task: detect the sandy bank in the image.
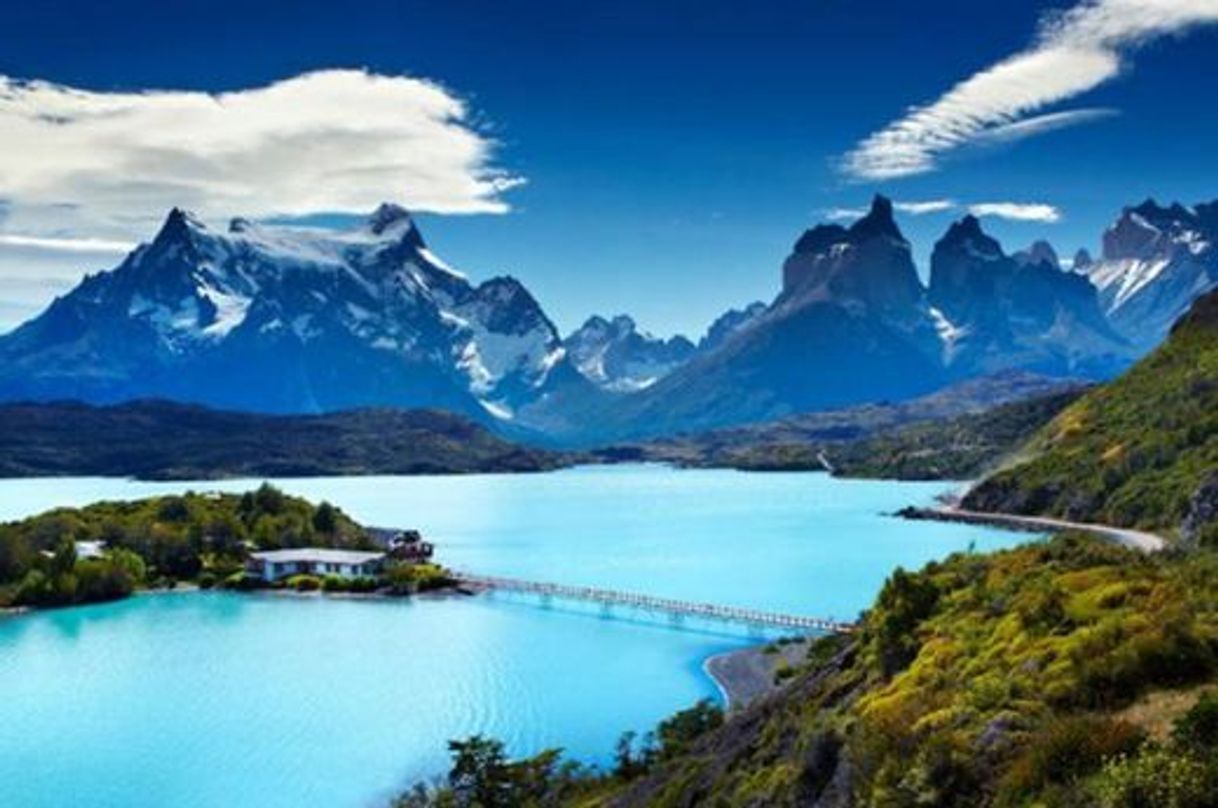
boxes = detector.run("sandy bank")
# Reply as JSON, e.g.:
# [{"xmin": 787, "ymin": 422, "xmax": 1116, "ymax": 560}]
[{"xmin": 705, "ymin": 638, "xmax": 810, "ymax": 710}]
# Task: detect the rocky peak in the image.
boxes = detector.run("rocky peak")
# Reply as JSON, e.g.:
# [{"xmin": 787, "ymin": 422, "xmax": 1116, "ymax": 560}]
[
  {"xmin": 938, "ymin": 215, "xmax": 1003, "ymax": 260},
  {"xmin": 847, "ymin": 194, "xmax": 903, "ymax": 243},
  {"xmin": 1072, "ymin": 248, "xmax": 1094, "ymax": 272},
  {"xmin": 564, "ymin": 313, "xmax": 695, "ymax": 392},
  {"xmin": 781, "ymin": 194, "xmax": 921, "ymax": 311},
  {"xmin": 366, "ymin": 202, "xmax": 424, "ymax": 248},
  {"xmin": 1014, "ymin": 240, "xmax": 1060, "ymax": 269},
  {"xmin": 1101, "ymin": 199, "xmax": 1208, "ymax": 261},
  {"xmin": 150, "ymin": 207, "xmax": 207, "ymax": 246}
]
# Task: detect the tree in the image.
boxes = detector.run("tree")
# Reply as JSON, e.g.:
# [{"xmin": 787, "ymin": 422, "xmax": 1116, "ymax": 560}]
[
  {"xmin": 253, "ymin": 483, "xmax": 286, "ymax": 516},
  {"xmin": 312, "ymin": 501, "xmax": 338, "ymax": 535},
  {"xmin": 447, "ymin": 735, "xmax": 513, "ymax": 808}
]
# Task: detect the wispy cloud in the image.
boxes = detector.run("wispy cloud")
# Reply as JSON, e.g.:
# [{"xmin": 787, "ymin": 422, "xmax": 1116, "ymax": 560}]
[
  {"xmin": 824, "ymin": 207, "xmax": 868, "ymax": 221},
  {"xmin": 969, "ymin": 202, "xmax": 1062, "ymax": 223},
  {"xmin": 823, "ymin": 198, "xmax": 957, "ymax": 220},
  {"xmin": 896, "ymin": 199, "xmax": 956, "ymax": 215},
  {"xmin": 0, "ymin": 234, "xmax": 133, "ymax": 253},
  {"xmin": 842, "ymin": 0, "xmax": 1218, "ymax": 180},
  {"xmin": 0, "ymin": 69, "xmax": 523, "ymax": 241}
]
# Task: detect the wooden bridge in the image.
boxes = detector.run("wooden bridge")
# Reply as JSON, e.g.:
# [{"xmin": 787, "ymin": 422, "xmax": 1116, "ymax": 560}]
[{"xmin": 454, "ymin": 572, "xmax": 856, "ymax": 634}]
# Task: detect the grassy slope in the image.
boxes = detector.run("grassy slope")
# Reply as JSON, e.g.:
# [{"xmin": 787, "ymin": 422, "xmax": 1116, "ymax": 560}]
[
  {"xmin": 728, "ymin": 390, "xmax": 1082, "ymax": 479},
  {"xmin": 584, "ymin": 538, "xmax": 1218, "ymax": 807},
  {"xmin": 397, "ymin": 295, "xmax": 1218, "ymax": 808},
  {"xmin": 964, "ymin": 290, "xmax": 1218, "ymax": 538},
  {"xmin": 0, "ymin": 400, "xmax": 563, "ymax": 479}
]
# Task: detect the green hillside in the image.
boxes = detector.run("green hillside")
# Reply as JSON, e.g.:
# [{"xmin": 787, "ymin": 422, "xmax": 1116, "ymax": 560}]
[
  {"xmin": 394, "ymin": 293, "xmax": 1218, "ymax": 808},
  {"xmin": 965, "ymin": 289, "xmax": 1218, "ymax": 545},
  {"xmin": 398, "ymin": 538, "xmax": 1218, "ymax": 807}
]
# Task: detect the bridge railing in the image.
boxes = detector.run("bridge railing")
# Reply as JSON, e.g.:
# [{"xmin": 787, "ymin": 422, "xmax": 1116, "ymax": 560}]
[{"xmin": 453, "ymin": 571, "xmax": 856, "ymax": 634}]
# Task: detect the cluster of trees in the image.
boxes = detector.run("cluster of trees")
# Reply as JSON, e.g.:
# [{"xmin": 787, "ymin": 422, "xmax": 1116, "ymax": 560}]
[
  {"xmin": 393, "ymin": 700, "xmax": 726, "ymax": 807},
  {"xmin": 0, "ymin": 484, "xmax": 370, "ymax": 608}
]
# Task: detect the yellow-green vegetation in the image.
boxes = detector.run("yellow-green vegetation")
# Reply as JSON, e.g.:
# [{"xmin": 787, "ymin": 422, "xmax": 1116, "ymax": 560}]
[
  {"xmin": 386, "ymin": 563, "xmax": 455, "ymax": 594},
  {"xmin": 966, "ymin": 289, "xmax": 1218, "ymax": 543},
  {"xmin": 0, "ymin": 483, "xmax": 371, "ymax": 608},
  {"xmin": 396, "ymin": 536, "xmax": 1218, "ymax": 807}
]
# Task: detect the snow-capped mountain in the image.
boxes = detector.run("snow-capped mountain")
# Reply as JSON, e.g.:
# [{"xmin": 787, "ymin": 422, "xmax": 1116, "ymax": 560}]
[
  {"xmin": 1084, "ymin": 198, "xmax": 1218, "ymax": 351},
  {"xmin": 0, "ymin": 204, "xmax": 582, "ymax": 421},
  {"xmin": 927, "ymin": 216, "xmax": 1130, "ymax": 378},
  {"xmin": 564, "ymin": 314, "xmax": 695, "ymax": 392}
]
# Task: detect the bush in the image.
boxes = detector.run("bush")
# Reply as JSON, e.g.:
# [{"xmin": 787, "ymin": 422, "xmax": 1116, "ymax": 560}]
[
  {"xmin": 222, "ymin": 571, "xmax": 261, "ymax": 591},
  {"xmin": 321, "ymin": 575, "xmax": 348, "ymax": 592},
  {"xmin": 1173, "ymin": 692, "xmax": 1218, "ymax": 754},
  {"xmin": 287, "ymin": 574, "xmax": 321, "ymax": 592},
  {"xmin": 999, "ymin": 716, "xmax": 1143, "ymax": 799},
  {"xmin": 1090, "ymin": 746, "xmax": 1210, "ymax": 807},
  {"xmin": 385, "ymin": 563, "xmax": 453, "ymax": 595},
  {"xmin": 197, "ymin": 571, "xmax": 217, "ymax": 590},
  {"xmin": 349, "ymin": 576, "xmax": 379, "ymax": 593}
]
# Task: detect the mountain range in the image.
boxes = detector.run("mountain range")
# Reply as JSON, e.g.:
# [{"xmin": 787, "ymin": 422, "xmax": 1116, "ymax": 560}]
[
  {"xmin": 0, "ymin": 195, "xmax": 1214, "ymax": 444},
  {"xmin": 0, "ymin": 204, "xmax": 597, "ymax": 427},
  {"xmin": 1082, "ymin": 198, "xmax": 1218, "ymax": 352}
]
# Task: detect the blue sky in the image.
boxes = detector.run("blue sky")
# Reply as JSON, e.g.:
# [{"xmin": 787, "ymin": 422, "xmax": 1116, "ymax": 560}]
[{"xmin": 1, "ymin": 0, "xmax": 1216, "ymax": 337}]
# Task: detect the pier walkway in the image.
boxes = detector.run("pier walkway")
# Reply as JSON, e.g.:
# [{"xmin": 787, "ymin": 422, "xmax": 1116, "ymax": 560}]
[{"xmin": 454, "ymin": 572, "xmax": 856, "ymax": 634}]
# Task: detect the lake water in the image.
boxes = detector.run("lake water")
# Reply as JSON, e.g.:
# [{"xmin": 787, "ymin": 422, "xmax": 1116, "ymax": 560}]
[{"xmin": 0, "ymin": 466, "xmax": 1030, "ymax": 807}]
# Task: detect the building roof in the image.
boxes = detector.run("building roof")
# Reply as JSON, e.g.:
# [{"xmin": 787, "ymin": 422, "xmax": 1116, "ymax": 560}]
[
  {"xmin": 75, "ymin": 540, "xmax": 106, "ymax": 560},
  {"xmin": 250, "ymin": 548, "xmax": 385, "ymax": 565}
]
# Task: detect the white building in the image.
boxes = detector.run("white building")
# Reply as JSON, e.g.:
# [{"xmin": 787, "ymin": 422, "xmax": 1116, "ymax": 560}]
[
  {"xmin": 74, "ymin": 540, "xmax": 106, "ymax": 560},
  {"xmin": 247, "ymin": 549, "xmax": 386, "ymax": 582}
]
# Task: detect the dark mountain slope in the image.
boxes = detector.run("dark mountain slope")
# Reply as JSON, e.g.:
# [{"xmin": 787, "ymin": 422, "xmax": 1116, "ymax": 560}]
[{"xmin": 0, "ymin": 400, "xmax": 562, "ymax": 479}]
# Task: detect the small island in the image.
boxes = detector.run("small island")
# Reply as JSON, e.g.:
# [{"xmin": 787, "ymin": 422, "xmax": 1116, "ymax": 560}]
[{"xmin": 0, "ymin": 483, "xmax": 456, "ymax": 612}]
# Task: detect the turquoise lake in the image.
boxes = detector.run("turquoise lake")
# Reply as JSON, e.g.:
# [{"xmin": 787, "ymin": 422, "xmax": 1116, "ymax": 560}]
[{"xmin": 0, "ymin": 466, "xmax": 1031, "ymax": 807}]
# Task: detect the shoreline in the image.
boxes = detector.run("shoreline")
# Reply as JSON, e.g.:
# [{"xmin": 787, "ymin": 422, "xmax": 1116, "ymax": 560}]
[
  {"xmin": 704, "ymin": 638, "xmax": 810, "ymax": 710},
  {"xmin": 897, "ymin": 504, "xmax": 1168, "ymax": 553}
]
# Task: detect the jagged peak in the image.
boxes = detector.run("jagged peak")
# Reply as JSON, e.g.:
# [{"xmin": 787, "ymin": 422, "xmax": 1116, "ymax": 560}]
[
  {"xmin": 610, "ymin": 314, "xmax": 637, "ymax": 331},
  {"xmin": 366, "ymin": 202, "xmax": 421, "ymax": 240},
  {"xmin": 1072, "ymin": 248, "xmax": 1094, "ymax": 271},
  {"xmin": 847, "ymin": 194, "xmax": 903, "ymax": 242},
  {"xmin": 1014, "ymin": 240, "xmax": 1060, "ymax": 269},
  {"xmin": 934, "ymin": 215, "xmax": 1005, "ymax": 263},
  {"xmin": 147, "ymin": 207, "xmax": 210, "ymax": 253}
]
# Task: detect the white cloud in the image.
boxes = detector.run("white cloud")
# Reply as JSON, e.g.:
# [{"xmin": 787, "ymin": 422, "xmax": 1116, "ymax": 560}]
[
  {"xmin": 0, "ymin": 69, "xmax": 523, "ymax": 241},
  {"xmin": 824, "ymin": 207, "xmax": 868, "ymax": 221},
  {"xmin": 0, "ymin": 234, "xmax": 133, "ymax": 252},
  {"xmin": 969, "ymin": 202, "xmax": 1062, "ymax": 223},
  {"xmin": 895, "ymin": 199, "xmax": 956, "ymax": 215},
  {"xmin": 843, "ymin": 0, "xmax": 1218, "ymax": 180},
  {"xmin": 823, "ymin": 198, "xmax": 957, "ymax": 221}
]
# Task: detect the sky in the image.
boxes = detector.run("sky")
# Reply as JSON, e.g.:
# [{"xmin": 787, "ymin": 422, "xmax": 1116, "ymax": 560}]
[{"xmin": 1, "ymin": 0, "xmax": 1217, "ymax": 338}]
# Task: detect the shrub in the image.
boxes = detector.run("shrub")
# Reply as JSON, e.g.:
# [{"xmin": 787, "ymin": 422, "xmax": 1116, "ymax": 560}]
[
  {"xmin": 1173, "ymin": 692, "xmax": 1218, "ymax": 754},
  {"xmin": 321, "ymin": 575, "xmax": 347, "ymax": 592},
  {"xmin": 222, "ymin": 571, "xmax": 261, "ymax": 591},
  {"xmin": 999, "ymin": 716, "xmax": 1143, "ymax": 799},
  {"xmin": 349, "ymin": 576, "xmax": 379, "ymax": 593},
  {"xmin": 287, "ymin": 574, "xmax": 321, "ymax": 592},
  {"xmin": 197, "ymin": 571, "xmax": 217, "ymax": 590},
  {"xmin": 385, "ymin": 563, "xmax": 453, "ymax": 595},
  {"xmin": 1090, "ymin": 746, "xmax": 1210, "ymax": 807}
]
